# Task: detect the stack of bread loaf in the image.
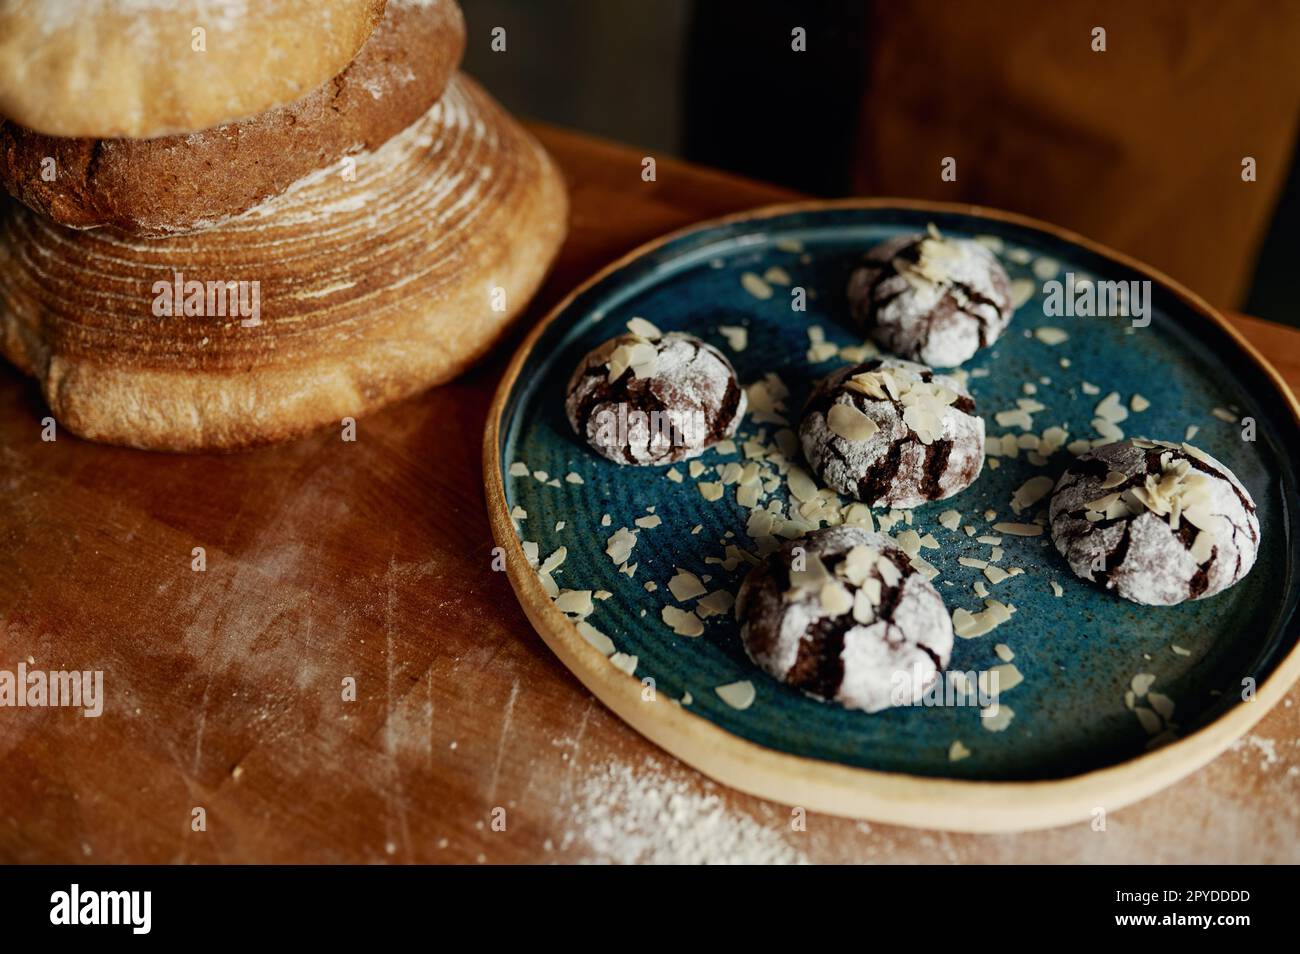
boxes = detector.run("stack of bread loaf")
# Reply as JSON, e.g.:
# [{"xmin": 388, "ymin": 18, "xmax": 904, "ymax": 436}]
[{"xmin": 0, "ymin": 0, "xmax": 566, "ymax": 451}]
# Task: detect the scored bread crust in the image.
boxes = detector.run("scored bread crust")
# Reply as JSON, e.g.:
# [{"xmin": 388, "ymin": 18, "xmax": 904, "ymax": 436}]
[
  {"xmin": 0, "ymin": 0, "xmax": 388, "ymax": 139},
  {"xmin": 0, "ymin": 0, "xmax": 466, "ymax": 236},
  {"xmin": 0, "ymin": 74, "xmax": 569, "ymax": 452}
]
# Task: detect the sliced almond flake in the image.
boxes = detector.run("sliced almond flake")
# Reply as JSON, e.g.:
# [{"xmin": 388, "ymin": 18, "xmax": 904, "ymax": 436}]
[
  {"xmin": 979, "ymin": 663, "xmax": 1024, "ymax": 697},
  {"xmin": 508, "ymin": 462, "xmax": 529, "ymax": 476},
  {"xmin": 644, "ymin": 581, "xmax": 657, "ymax": 592},
  {"xmin": 807, "ymin": 340, "xmax": 840, "ymax": 363},
  {"xmin": 1130, "ymin": 394, "xmax": 1150, "ymax": 412},
  {"xmin": 698, "ymin": 481, "xmax": 724, "ymax": 502},
  {"xmin": 1095, "ymin": 391, "xmax": 1129, "ymax": 424},
  {"xmin": 610, "ymin": 652, "xmax": 638, "ymax": 675},
  {"xmin": 764, "ymin": 265, "xmax": 792, "ymax": 286},
  {"xmin": 510, "ymin": 506, "xmax": 527, "ymax": 520},
  {"xmin": 1034, "ymin": 327, "xmax": 1069, "ymax": 345},
  {"xmin": 605, "ymin": 528, "xmax": 637, "ymax": 564},
  {"xmin": 939, "ymin": 510, "xmax": 962, "ymax": 531},
  {"xmin": 838, "ymin": 342, "xmax": 880, "ymax": 363},
  {"xmin": 1131, "ymin": 673, "xmax": 1157, "ymax": 696},
  {"xmin": 626, "ymin": 316, "xmax": 662, "ymax": 339},
  {"xmin": 1124, "ymin": 690, "xmax": 1136, "ymax": 710},
  {"xmin": 541, "ymin": 547, "xmax": 568, "ymax": 573},
  {"xmin": 1011, "ymin": 475, "xmax": 1055, "ymax": 514},
  {"xmin": 974, "ymin": 581, "xmax": 990, "ymax": 598},
  {"xmin": 1081, "ymin": 381, "xmax": 1101, "ymax": 396},
  {"xmin": 827, "ymin": 403, "xmax": 880, "ymax": 441},
  {"xmin": 989, "ymin": 547, "xmax": 1004, "ymax": 563},
  {"xmin": 697, "ymin": 590, "xmax": 735, "ymax": 618},
  {"xmin": 977, "ymin": 535, "xmax": 1002, "ymax": 545},
  {"xmin": 555, "ymin": 521, "xmax": 566, "ymax": 532},
  {"xmin": 994, "ymin": 643, "xmax": 1015, "ymax": 662},
  {"xmin": 736, "ymin": 484, "xmax": 761, "ymax": 509},
  {"xmin": 1147, "ymin": 692, "xmax": 1175, "ymax": 720},
  {"xmin": 987, "ymin": 458, "xmax": 1001, "ymax": 470},
  {"xmin": 787, "ymin": 466, "xmax": 819, "ymax": 502},
  {"xmin": 1040, "ymin": 425, "xmax": 1069, "ymax": 453},
  {"xmin": 662, "ymin": 605, "xmax": 704, "ymax": 637},
  {"xmin": 895, "ymin": 529, "xmax": 923, "ymax": 558},
  {"xmin": 634, "ymin": 515, "xmax": 662, "ymax": 529},
  {"xmin": 919, "ymin": 533, "xmax": 940, "ymax": 550},
  {"xmin": 981, "ymin": 704, "xmax": 1015, "ymax": 732},
  {"xmin": 1185, "ymin": 424, "xmax": 1199, "ymax": 441},
  {"xmin": 1031, "ymin": 256, "xmax": 1060, "ymax": 280},
  {"xmin": 554, "ymin": 590, "xmax": 594, "ymax": 617},
  {"xmin": 668, "ymin": 569, "xmax": 707, "ymax": 602},
  {"xmin": 691, "ymin": 525, "xmax": 703, "ymax": 535},
  {"xmin": 964, "ymin": 525, "xmax": 977, "ymax": 537},
  {"xmin": 1009, "ymin": 278, "xmax": 1035, "ymax": 309},
  {"xmin": 1211, "ymin": 407, "xmax": 1238, "ymax": 423},
  {"xmin": 538, "ymin": 569, "xmax": 559, "ymax": 598},
  {"xmin": 601, "ymin": 514, "xmax": 611, "ymax": 527},
  {"xmin": 740, "ymin": 272, "xmax": 773, "ymax": 300},
  {"xmin": 948, "ymin": 740, "xmax": 972, "ymax": 761},
  {"xmin": 576, "ymin": 621, "xmax": 615, "ymax": 656},
  {"xmin": 1050, "ymin": 580, "xmax": 1064, "ymax": 597},
  {"xmin": 820, "ymin": 581, "xmax": 854, "ymax": 616},
  {"xmin": 718, "ymin": 325, "xmax": 748, "ymax": 352},
  {"xmin": 1134, "ymin": 706, "xmax": 1162, "ymax": 735},
  {"xmin": 620, "ymin": 562, "xmax": 638, "ymax": 578},
  {"xmin": 716, "ymin": 680, "xmax": 756, "ymax": 710},
  {"xmin": 910, "ymin": 555, "xmax": 940, "ymax": 581},
  {"xmin": 719, "ymin": 462, "xmax": 744, "ymax": 485},
  {"xmin": 984, "ymin": 566, "xmax": 1011, "ymax": 584},
  {"xmin": 994, "ymin": 408, "xmax": 1034, "ymax": 430}
]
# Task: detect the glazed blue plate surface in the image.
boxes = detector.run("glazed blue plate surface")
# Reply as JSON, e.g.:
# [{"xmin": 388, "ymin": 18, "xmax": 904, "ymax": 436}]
[{"xmin": 496, "ymin": 205, "xmax": 1300, "ymax": 781}]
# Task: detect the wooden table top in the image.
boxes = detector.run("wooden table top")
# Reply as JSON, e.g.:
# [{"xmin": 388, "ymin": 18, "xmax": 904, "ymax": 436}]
[{"xmin": 2, "ymin": 123, "xmax": 1297, "ymax": 864}]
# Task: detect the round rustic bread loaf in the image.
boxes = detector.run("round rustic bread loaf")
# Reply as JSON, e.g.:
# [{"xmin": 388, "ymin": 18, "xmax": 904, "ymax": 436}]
[
  {"xmin": 0, "ymin": 0, "xmax": 388, "ymax": 139},
  {"xmin": 0, "ymin": 0, "xmax": 465, "ymax": 235},
  {"xmin": 0, "ymin": 75, "xmax": 568, "ymax": 452}
]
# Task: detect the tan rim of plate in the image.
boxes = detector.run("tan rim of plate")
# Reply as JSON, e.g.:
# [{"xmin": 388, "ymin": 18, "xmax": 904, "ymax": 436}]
[{"xmin": 483, "ymin": 197, "xmax": 1300, "ymax": 833}]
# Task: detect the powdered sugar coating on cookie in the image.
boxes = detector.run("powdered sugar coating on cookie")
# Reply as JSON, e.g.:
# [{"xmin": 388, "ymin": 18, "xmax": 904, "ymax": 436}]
[
  {"xmin": 737, "ymin": 526, "xmax": 953, "ymax": 713},
  {"xmin": 799, "ymin": 357, "xmax": 984, "ymax": 507},
  {"xmin": 1049, "ymin": 439, "xmax": 1260, "ymax": 606},
  {"xmin": 565, "ymin": 324, "xmax": 746, "ymax": 465},
  {"xmin": 847, "ymin": 227, "xmax": 1013, "ymax": 368}
]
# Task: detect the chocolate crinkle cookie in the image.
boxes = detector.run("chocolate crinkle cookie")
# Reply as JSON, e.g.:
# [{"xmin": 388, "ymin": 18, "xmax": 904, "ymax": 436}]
[
  {"xmin": 737, "ymin": 526, "xmax": 954, "ymax": 713},
  {"xmin": 847, "ymin": 225, "xmax": 1013, "ymax": 368},
  {"xmin": 1049, "ymin": 439, "xmax": 1260, "ymax": 606},
  {"xmin": 565, "ymin": 318, "xmax": 746, "ymax": 465},
  {"xmin": 799, "ymin": 357, "xmax": 984, "ymax": 508}
]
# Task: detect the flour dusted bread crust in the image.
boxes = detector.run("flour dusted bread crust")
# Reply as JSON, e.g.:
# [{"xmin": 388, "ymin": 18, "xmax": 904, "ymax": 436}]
[
  {"xmin": 799, "ymin": 357, "xmax": 984, "ymax": 508},
  {"xmin": 847, "ymin": 227, "xmax": 1013, "ymax": 368},
  {"xmin": 737, "ymin": 526, "xmax": 954, "ymax": 713},
  {"xmin": 565, "ymin": 325, "xmax": 746, "ymax": 465},
  {"xmin": 0, "ymin": 75, "xmax": 568, "ymax": 451},
  {"xmin": 0, "ymin": 0, "xmax": 465, "ymax": 235},
  {"xmin": 1049, "ymin": 439, "xmax": 1260, "ymax": 606},
  {"xmin": 0, "ymin": 0, "xmax": 388, "ymax": 139}
]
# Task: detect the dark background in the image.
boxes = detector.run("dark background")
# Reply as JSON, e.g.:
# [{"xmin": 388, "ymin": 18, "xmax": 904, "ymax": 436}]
[{"xmin": 461, "ymin": 0, "xmax": 1298, "ymax": 327}]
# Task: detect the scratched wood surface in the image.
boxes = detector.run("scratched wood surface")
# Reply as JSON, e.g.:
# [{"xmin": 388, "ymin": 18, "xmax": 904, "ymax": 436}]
[{"xmin": 1, "ymin": 123, "xmax": 1297, "ymax": 864}]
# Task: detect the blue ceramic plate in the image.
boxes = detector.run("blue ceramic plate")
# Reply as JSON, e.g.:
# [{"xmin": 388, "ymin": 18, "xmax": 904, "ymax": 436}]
[{"xmin": 485, "ymin": 200, "xmax": 1300, "ymax": 830}]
